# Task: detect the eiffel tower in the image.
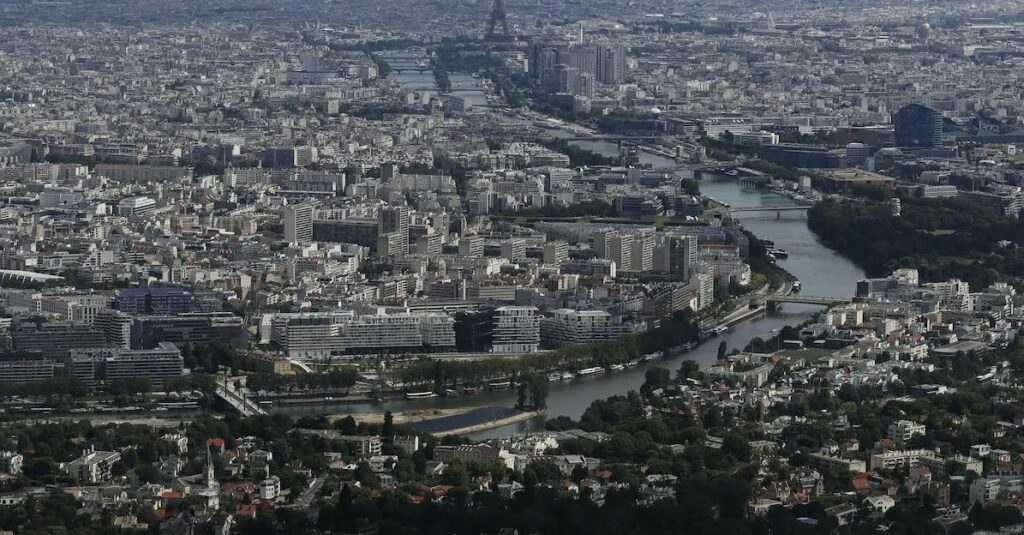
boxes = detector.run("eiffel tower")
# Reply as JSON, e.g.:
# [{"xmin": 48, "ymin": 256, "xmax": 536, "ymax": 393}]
[{"xmin": 485, "ymin": 0, "xmax": 512, "ymax": 41}]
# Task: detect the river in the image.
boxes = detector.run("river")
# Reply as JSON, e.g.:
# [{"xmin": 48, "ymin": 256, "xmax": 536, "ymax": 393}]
[{"xmin": 271, "ymin": 56, "xmax": 866, "ymax": 438}]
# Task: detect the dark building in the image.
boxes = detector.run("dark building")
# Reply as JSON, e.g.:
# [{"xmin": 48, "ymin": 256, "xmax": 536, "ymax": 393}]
[
  {"xmin": 115, "ymin": 287, "xmax": 195, "ymax": 315},
  {"xmin": 894, "ymin": 104, "xmax": 943, "ymax": 149},
  {"xmin": 11, "ymin": 322, "xmax": 107, "ymax": 359},
  {"xmin": 131, "ymin": 313, "xmax": 247, "ymax": 349},
  {"xmin": 760, "ymin": 143, "xmax": 842, "ymax": 168},
  {"xmin": 454, "ymin": 310, "xmax": 494, "ymax": 353},
  {"xmin": 311, "ymin": 219, "xmax": 378, "ymax": 249}
]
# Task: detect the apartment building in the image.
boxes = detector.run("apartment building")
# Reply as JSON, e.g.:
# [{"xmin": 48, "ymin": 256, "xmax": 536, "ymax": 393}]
[
  {"xmin": 69, "ymin": 342, "xmax": 184, "ymax": 391},
  {"xmin": 492, "ymin": 306, "xmax": 541, "ymax": 353}
]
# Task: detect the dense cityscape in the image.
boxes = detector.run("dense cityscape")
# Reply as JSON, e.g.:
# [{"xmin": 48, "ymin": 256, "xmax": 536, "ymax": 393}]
[{"xmin": 3, "ymin": 0, "xmax": 1024, "ymax": 533}]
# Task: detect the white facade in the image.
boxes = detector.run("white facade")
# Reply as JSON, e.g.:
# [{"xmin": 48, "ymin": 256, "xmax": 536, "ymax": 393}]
[{"xmin": 492, "ymin": 306, "xmax": 541, "ymax": 353}]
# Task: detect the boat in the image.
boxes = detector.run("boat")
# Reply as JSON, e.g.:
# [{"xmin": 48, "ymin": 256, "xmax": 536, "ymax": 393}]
[
  {"xmin": 792, "ymin": 280, "xmax": 802, "ymax": 293},
  {"xmin": 577, "ymin": 367, "xmax": 605, "ymax": 376},
  {"xmin": 405, "ymin": 391, "xmax": 438, "ymax": 400},
  {"xmin": 560, "ymin": 372, "xmax": 575, "ymax": 381},
  {"xmin": 462, "ymin": 386, "xmax": 481, "ymax": 395},
  {"xmin": 714, "ymin": 326, "xmax": 729, "ymax": 335},
  {"xmin": 548, "ymin": 373, "xmax": 563, "ymax": 382},
  {"xmin": 610, "ymin": 364, "xmax": 625, "ymax": 371},
  {"xmin": 769, "ymin": 248, "xmax": 789, "ymax": 259},
  {"xmin": 624, "ymin": 360, "xmax": 639, "ymax": 368},
  {"xmin": 488, "ymin": 381, "xmax": 512, "ymax": 390}
]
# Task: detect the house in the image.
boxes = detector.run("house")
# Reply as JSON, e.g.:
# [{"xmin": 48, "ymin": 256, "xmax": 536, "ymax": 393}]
[
  {"xmin": 0, "ymin": 452, "xmax": 22, "ymax": 476},
  {"xmin": 825, "ymin": 502, "xmax": 859, "ymax": 526},
  {"xmin": 162, "ymin": 434, "xmax": 189, "ymax": 455},
  {"xmin": 393, "ymin": 436, "xmax": 419, "ymax": 454},
  {"xmin": 864, "ymin": 495, "xmax": 895, "ymax": 515},
  {"xmin": 259, "ymin": 476, "xmax": 281, "ymax": 501},
  {"xmin": 62, "ymin": 447, "xmax": 121, "ymax": 484}
]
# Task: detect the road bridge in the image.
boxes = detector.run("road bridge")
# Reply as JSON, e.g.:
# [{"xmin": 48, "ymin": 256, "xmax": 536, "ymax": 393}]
[{"xmin": 755, "ymin": 295, "xmax": 852, "ymax": 308}]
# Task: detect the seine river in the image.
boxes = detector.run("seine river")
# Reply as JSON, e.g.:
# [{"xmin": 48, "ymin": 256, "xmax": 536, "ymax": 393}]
[{"xmin": 272, "ymin": 62, "xmax": 866, "ymax": 437}]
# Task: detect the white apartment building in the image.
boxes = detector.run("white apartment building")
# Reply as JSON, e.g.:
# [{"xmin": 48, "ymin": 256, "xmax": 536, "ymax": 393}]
[
  {"xmin": 888, "ymin": 420, "xmax": 926, "ymax": 443},
  {"xmin": 492, "ymin": 306, "xmax": 541, "ymax": 353},
  {"xmin": 117, "ymin": 196, "xmax": 155, "ymax": 217},
  {"xmin": 40, "ymin": 293, "xmax": 110, "ymax": 325},
  {"xmin": 543, "ymin": 240, "xmax": 569, "ymax": 265},
  {"xmin": 270, "ymin": 310, "xmax": 456, "ymax": 358},
  {"xmin": 629, "ymin": 233, "xmax": 655, "ymax": 272},
  {"xmin": 540, "ymin": 309, "xmax": 615, "ymax": 347},
  {"xmin": 284, "ymin": 204, "xmax": 314, "ymax": 243},
  {"xmin": 63, "ymin": 447, "xmax": 122, "ymax": 484},
  {"xmin": 260, "ymin": 476, "xmax": 282, "ymax": 500}
]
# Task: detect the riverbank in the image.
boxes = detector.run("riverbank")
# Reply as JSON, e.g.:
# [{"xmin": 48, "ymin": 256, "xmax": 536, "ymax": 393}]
[
  {"xmin": 327, "ymin": 406, "xmax": 482, "ymax": 426},
  {"xmin": 431, "ymin": 409, "xmax": 542, "ymax": 437}
]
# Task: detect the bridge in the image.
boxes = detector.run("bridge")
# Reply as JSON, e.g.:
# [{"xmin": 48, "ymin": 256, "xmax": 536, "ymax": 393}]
[
  {"xmin": 215, "ymin": 380, "xmax": 267, "ymax": 417},
  {"xmin": 390, "ymin": 67, "xmax": 431, "ymax": 73},
  {"xmin": 758, "ymin": 295, "xmax": 852, "ymax": 307},
  {"xmin": 289, "ymin": 359, "xmax": 313, "ymax": 373},
  {"xmin": 729, "ymin": 205, "xmax": 813, "ymax": 213}
]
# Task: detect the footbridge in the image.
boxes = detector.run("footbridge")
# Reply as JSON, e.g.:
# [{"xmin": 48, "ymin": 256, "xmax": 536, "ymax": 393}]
[
  {"xmin": 215, "ymin": 380, "xmax": 267, "ymax": 417},
  {"xmin": 729, "ymin": 205, "xmax": 813, "ymax": 213}
]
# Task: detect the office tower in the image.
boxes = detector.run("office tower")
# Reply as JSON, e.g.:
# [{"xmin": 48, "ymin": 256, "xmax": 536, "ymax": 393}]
[
  {"xmin": 597, "ymin": 45, "xmax": 626, "ymax": 85},
  {"xmin": 555, "ymin": 64, "xmax": 580, "ymax": 95},
  {"xmin": 377, "ymin": 205, "xmax": 410, "ymax": 255},
  {"xmin": 893, "ymin": 104, "xmax": 943, "ymax": 149},
  {"xmin": 543, "ymin": 240, "xmax": 569, "ymax": 264},
  {"xmin": 284, "ymin": 204, "xmax": 314, "ymax": 243},
  {"xmin": 459, "ymin": 235, "xmax": 485, "ymax": 257},
  {"xmin": 654, "ymin": 235, "xmax": 696, "ymax": 281},
  {"xmin": 492, "ymin": 306, "xmax": 540, "ymax": 353}
]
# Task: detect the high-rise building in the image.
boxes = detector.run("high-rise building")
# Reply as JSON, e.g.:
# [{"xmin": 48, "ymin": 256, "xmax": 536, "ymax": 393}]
[
  {"xmin": 629, "ymin": 233, "xmax": 655, "ymax": 272},
  {"xmin": 596, "ymin": 45, "xmax": 626, "ymax": 85},
  {"xmin": 543, "ymin": 240, "xmax": 569, "ymax": 264},
  {"xmin": 377, "ymin": 205, "xmax": 410, "ymax": 255},
  {"xmin": 894, "ymin": 104, "xmax": 943, "ymax": 149},
  {"xmin": 607, "ymin": 233, "xmax": 632, "ymax": 273},
  {"xmin": 654, "ymin": 235, "xmax": 696, "ymax": 281},
  {"xmin": 284, "ymin": 204, "xmax": 314, "ymax": 243},
  {"xmin": 95, "ymin": 309, "xmax": 132, "ymax": 349}
]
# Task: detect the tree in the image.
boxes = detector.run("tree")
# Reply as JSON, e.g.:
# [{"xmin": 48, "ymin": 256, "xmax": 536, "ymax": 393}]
[
  {"xmin": 678, "ymin": 360, "xmax": 701, "ymax": 381},
  {"xmin": 382, "ymin": 411, "xmax": 394, "ymax": 440},
  {"xmin": 528, "ymin": 376, "xmax": 549, "ymax": 409},
  {"xmin": 717, "ymin": 341, "xmax": 728, "ymax": 360},
  {"xmin": 641, "ymin": 367, "xmax": 671, "ymax": 394}
]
